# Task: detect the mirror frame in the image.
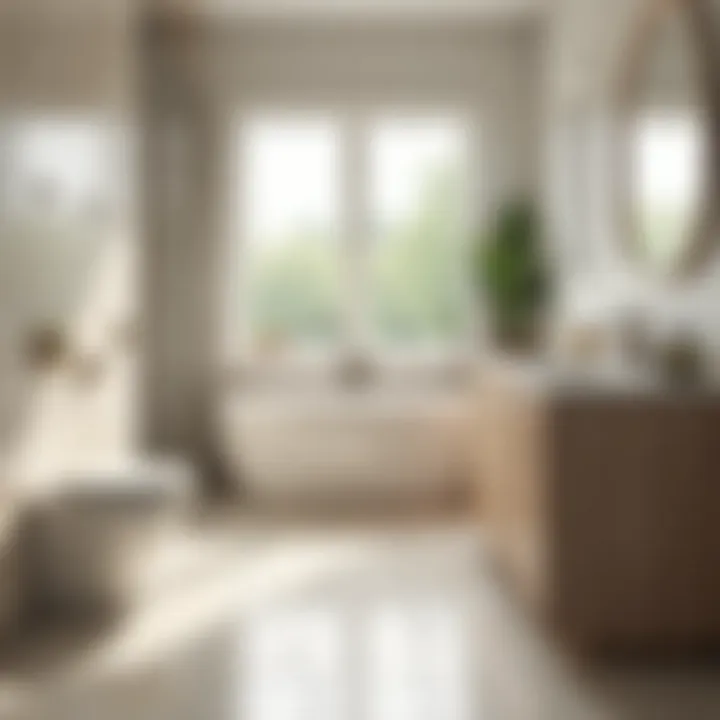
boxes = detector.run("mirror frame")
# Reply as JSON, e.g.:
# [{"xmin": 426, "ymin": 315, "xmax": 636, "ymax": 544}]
[{"xmin": 616, "ymin": 0, "xmax": 720, "ymax": 281}]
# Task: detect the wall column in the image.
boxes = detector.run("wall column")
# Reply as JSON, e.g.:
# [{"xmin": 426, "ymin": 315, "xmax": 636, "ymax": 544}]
[{"xmin": 137, "ymin": 10, "xmax": 231, "ymax": 496}]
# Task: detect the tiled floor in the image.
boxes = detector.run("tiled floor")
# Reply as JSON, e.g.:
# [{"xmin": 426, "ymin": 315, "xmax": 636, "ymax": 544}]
[
  {"xmin": 236, "ymin": 524, "xmax": 720, "ymax": 720},
  {"xmin": 6, "ymin": 520, "xmax": 720, "ymax": 720}
]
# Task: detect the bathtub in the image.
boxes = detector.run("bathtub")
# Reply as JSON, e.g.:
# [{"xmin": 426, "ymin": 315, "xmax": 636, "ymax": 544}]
[{"xmin": 222, "ymin": 387, "xmax": 473, "ymax": 510}]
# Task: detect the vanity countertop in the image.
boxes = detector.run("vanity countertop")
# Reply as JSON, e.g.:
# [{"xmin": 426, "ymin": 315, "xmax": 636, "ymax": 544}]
[{"xmin": 478, "ymin": 356, "xmax": 720, "ymax": 401}]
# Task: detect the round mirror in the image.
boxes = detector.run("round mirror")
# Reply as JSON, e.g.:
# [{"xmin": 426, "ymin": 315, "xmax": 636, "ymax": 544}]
[{"xmin": 618, "ymin": 0, "xmax": 720, "ymax": 279}]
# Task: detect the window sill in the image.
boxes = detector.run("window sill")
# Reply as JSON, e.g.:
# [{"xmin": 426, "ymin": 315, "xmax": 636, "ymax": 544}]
[{"xmin": 220, "ymin": 354, "xmax": 477, "ymax": 393}]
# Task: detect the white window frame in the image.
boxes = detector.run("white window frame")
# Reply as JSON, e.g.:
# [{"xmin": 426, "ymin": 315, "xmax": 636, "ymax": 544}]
[{"xmin": 225, "ymin": 105, "xmax": 480, "ymax": 384}]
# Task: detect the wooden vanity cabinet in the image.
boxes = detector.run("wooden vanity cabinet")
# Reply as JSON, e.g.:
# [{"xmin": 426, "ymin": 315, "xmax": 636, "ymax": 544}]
[{"xmin": 476, "ymin": 361, "xmax": 720, "ymax": 652}]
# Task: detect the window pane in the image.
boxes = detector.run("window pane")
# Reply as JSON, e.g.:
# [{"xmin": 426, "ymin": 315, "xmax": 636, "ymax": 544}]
[
  {"xmin": 241, "ymin": 117, "xmax": 342, "ymax": 357},
  {"xmin": 2, "ymin": 119, "xmax": 120, "ymax": 326},
  {"xmin": 369, "ymin": 117, "xmax": 470, "ymax": 351},
  {"xmin": 632, "ymin": 113, "xmax": 704, "ymax": 270}
]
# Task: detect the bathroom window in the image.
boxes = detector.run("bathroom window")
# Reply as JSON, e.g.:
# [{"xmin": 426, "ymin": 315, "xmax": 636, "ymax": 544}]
[
  {"xmin": 3, "ymin": 119, "xmax": 118, "ymax": 222},
  {"xmin": 232, "ymin": 112, "xmax": 472, "ymax": 369},
  {"xmin": 369, "ymin": 117, "xmax": 470, "ymax": 353},
  {"xmin": 239, "ymin": 116, "xmax": 343, "ymax": 358}
]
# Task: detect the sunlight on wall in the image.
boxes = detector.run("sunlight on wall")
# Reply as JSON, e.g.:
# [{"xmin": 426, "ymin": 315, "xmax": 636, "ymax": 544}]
[{"xmin": 0, "ymin": 119, "xmax": 136, "ymax": 488}]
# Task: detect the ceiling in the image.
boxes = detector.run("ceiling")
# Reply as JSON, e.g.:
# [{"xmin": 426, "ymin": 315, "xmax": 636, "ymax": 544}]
[
  {"xmin": 174, "ymin": 0, "xmax": 547, "ymax": 19},
  {"xmin": 0, "ymin": 0, "xmax": 548, "ymax": 29}
]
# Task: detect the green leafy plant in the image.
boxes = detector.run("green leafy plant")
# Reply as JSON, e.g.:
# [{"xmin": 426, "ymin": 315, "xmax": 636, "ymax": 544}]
[{"xmin": 473, "ymin": 199, "xmax": 551, "ymax": 351}]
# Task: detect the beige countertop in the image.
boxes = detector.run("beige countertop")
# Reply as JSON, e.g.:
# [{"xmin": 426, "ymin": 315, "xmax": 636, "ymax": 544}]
[{"xmin": 479, "ymin": 355, "xmax": 720, "ymax": 399}]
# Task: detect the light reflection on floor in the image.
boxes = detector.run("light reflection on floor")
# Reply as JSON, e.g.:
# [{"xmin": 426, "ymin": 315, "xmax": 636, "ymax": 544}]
[
  {"xmin": 241, "ymin": 530, "xmax": 475, "ymax": 720},
  {"xmin": 233, "ymin": 524, "xmax": 720, "ymax": 720}
]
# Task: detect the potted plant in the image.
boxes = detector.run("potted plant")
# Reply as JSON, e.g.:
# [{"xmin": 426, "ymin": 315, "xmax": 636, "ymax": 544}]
[{"xmin": 473, "ymin": 199, "xmax": 551, "ymax": 354}]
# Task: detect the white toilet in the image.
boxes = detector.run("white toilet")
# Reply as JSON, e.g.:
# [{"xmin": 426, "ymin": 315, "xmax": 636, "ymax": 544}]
[{"xmin": 26, "ymin": 457, "xmax": 194, "ymax": 619}]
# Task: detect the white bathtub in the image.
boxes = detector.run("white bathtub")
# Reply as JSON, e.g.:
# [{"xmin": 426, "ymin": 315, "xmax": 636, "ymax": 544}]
[{"xmin": 222, "ymin": 388, "xmax": 473, "ymax": 509}]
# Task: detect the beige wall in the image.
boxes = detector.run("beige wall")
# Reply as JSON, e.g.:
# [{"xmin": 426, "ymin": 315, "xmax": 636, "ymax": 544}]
[
  {"xmin": 0, "ymin": 4, "xmax": 134, "ymax": 112},
  {"xmin": 198, "ymin": 18, "xmax": 543, "ymax": 206},
  {"xmin": 0, "ymin": 9, "xmax": 136, "ymax": 461},
  {"xmin": 0, "ymin": 10, "xmax": 545, "ymax": 481},
  {"xmin": 142, "ymin": 16, "xmax": 545, "ymax": 457}
]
